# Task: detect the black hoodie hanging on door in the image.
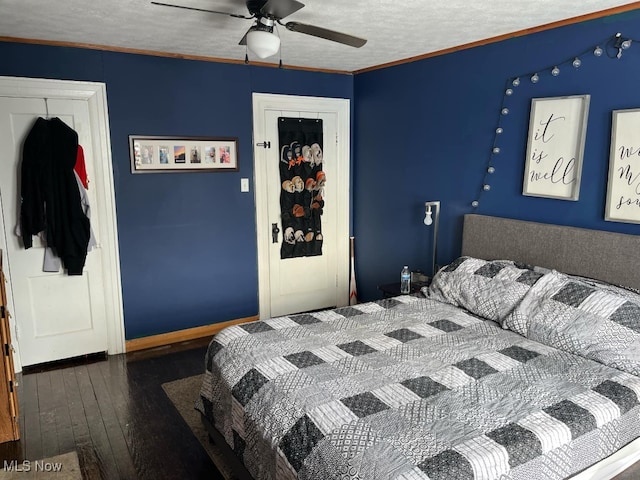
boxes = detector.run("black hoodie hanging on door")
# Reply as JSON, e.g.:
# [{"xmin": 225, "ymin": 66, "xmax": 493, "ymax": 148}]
[{"xmin": 278, "ymin": 117, "xmax": 325, "ymax": 259}]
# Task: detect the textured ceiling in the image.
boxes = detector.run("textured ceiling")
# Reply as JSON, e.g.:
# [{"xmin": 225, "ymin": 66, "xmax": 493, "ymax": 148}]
[{"xmin": 0, "ymin": 0, "xmax": 636, "ymax": 72}]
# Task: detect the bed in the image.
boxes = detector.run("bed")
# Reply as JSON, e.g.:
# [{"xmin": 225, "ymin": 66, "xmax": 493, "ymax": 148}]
[{"xmin": 196, "ymin": 214, "xmax": 640, "ymax": 480}]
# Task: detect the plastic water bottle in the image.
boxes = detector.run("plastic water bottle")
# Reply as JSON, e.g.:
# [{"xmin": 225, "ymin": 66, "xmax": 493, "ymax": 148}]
[{"xmin": 401, "ymin": 266, "xmax": 411, "ymax": 294}]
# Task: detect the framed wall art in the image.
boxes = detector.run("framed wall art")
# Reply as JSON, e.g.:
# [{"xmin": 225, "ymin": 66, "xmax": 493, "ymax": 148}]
[
  {"xmin": 605, "ymin": 108, "xmax": 640, "ymax": 224},
  {"xmin": 129, "ymin": 135, "xmax": 238, "ymax": 173},
  {"xmin": 522, "ymin": 94, "xmax": 590, "ymax": 201}
]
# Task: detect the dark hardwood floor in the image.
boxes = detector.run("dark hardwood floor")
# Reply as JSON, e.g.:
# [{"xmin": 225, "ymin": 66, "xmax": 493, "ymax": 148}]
[{"xmin": 0, "ymin": 338, "xmax": 222, "ymax": 479}]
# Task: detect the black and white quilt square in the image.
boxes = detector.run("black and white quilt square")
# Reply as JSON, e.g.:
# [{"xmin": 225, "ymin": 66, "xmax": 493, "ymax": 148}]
[
  {"xmin": 206, "ymin": 340, "xmax": 224, "ymax": 371},
  {"xmin": 334, "ymin": 306, "xmax": 364, "ymax": 318},
  {"xmin": 375, "ymin": 297, "xmax": 402, "ymax": 309},
  {"xmin": 289, "ymin": 313, "xmax": 322, "ymax": 325},
  {"xmin": 474, "ymin": 263, "xmax": 506, "ymax": 278},
  {"xmin": 455, "ymin": 358, "xmax": 499, "ymax": 380},
  {"xmin": 610, "ymin": 301, "xmax": 640, "ymax": 333},
  {"xmin": 341, "ymin": 392, "xmax": 390, "ymax": 418},
  {"xmin": 232, "ymin": 368, "xmax": 270, "ymax": 406},
  {"xmin": 240, "ymin": 321, "xmax": 275, "ymax": 334},
  {"xmin": 499, "ymin": 345, "xmax": 541, "ymax": 363},
  {"xmin": 278, "ymin": 414, "xmax": 325, "ymax": 471},
  {"xmin": 430, "ymin": 319, "xmax": 464, "ymax": 332},
  {"xmin": 284, "ymin": 351, "xmax": 326, "ymax": 369},
  {"xmin": 337, "ymin": 340, "xmax": 378, "ymax": 356},
  {"xmin": 486, "ymin": 423, "xmax": 542, "ymax": 467},
  {"xmin": 543, "ymin": 399, "xmax": 597, "ymax": 439},
  {"xmin": 418, "ymin": 449, "xmax": 475, "ymax": 480},
  {"xmin": 443, "ymin": 256, "xmax": 467, "ymax": 272},
  {"xmin": 517, "ymin": 270, "xmax": 544, "ymax": 286},
  {"xmin": 552, "ymin": 282, "xmax": 596, "ymax": 308},
  {"xmin": 385, "ymin": 328, "xmax": 423, "ymax": 343},
  {"xmin": 401, "ymin": 376, "xmax": 449, "ymax": 399},
  {"xmin": 592, "ymin": 380, "xmax": 639, "ymax": 415}
]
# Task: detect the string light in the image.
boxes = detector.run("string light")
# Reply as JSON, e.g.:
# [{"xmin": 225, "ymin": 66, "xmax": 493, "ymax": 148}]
[
  {"xmin": 614, "ymin": 32, "xmax": 633, "ymax": 59},
  {"xmin": 471, "ymin": 32, "xmax": 636, "ymax": 210},
  {"xmin": 472, "ymin": 74, "xmax": 512, "ymax": 209}
]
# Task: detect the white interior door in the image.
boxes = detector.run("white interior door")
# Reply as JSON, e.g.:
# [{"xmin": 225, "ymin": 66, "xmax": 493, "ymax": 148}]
[
  {"xmin": 253, "ymin": 94, "xmax": 350, "ymax": 318},
  {"xmin": 0, "ymin": 95, "xmax": 113, "ymax": 367}
]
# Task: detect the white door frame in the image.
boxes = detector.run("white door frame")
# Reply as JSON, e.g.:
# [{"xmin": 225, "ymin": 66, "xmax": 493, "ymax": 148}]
[
  {"xmin": 252, "ymin": 93, "xmax": 351, "ymax": 319},
  {"xmin": 0, "ymin": 76, "xmax": 125, "ymax": 370}
]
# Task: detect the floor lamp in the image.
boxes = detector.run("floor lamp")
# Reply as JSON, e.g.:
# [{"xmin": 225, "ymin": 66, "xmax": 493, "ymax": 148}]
[{"xmin": 423, "ymin": 201, "xmax": 440, "ymax": 277}]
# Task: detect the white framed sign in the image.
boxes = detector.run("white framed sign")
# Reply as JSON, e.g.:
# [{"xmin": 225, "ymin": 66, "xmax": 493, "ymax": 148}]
[
  {"xmin": 523, "ymin": 95, "xmax": 590, "ymax": 200},
  {"xmin": 605, "ymin": 108, "xmax": 640, "ymax": 224}
]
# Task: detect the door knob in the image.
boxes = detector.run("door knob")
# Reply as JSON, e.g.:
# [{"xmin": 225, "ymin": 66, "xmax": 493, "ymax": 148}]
[{"xmin": 272, "ymin": 223, "xmax": 280, "ymax": 243}]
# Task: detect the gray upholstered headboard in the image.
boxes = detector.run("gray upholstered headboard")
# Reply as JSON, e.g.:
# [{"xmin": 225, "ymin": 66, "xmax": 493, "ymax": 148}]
[{"xmin": 461, "ymin": 214, "xmax": 640, "ymax": 291}]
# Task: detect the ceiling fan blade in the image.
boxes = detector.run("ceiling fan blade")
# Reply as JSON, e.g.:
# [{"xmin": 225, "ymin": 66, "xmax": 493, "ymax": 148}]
[
  {"xmin": 284, "ymin": 22, "xmax": 367, "ymax": 48},
  {"xmin": 260, "ymin": 0, "xmax": 304, "ymax": 20},
  {"xmin": 150, "ymin": 2, "xmax": 252, "ymax": 19},
  {"xmin": 238, "ymin": 27, "xmax": 252, "ymax": 46}
]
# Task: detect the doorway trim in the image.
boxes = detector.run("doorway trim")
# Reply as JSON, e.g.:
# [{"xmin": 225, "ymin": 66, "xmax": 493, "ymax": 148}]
[
  {"xmin": 252, "ymin": 93, "xmax": 351, "ymax": 319},
  {"xmin": 0, "ymin": 76, "xmax": 125, "ymax": 370}
]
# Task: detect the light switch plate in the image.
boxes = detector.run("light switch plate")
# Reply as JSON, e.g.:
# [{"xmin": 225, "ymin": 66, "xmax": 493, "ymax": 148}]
[{"xmin": 241, "ymin": 178, "xmax": 250, "ymax": 192}]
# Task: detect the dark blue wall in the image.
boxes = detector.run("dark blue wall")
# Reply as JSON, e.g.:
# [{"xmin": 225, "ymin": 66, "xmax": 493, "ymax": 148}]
[
  {"xmin": 353, "ymin": 11, "xmax": 640, "ymax": 301},
  {"xmin": 4, "ymin": 8, "xmax": 640, "ymax": 333},
  {"xmin": 0, "ymin": 42, "xmax": 353, "ymax": 339}
]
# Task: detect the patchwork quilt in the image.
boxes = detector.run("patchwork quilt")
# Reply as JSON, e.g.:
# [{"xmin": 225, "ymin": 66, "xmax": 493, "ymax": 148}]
[{"xmin": 196, "ymin": 294, "xmax": 640, "ymax": 480}]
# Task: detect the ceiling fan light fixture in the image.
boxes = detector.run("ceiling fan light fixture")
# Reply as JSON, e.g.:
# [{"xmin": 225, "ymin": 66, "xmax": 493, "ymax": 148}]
[
  {"xmin": 153, "ymin": 0, "xmax": 367, "ymax": 62},
  {"xmin": 247, "ymin": 27, "xmax": 281, "ymax": 59}
]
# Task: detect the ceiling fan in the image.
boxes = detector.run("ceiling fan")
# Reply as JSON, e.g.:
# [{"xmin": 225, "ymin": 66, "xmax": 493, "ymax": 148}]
[{"xmin": 151, "ymin": 0, "xmax": 367, "ymax": 60}]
